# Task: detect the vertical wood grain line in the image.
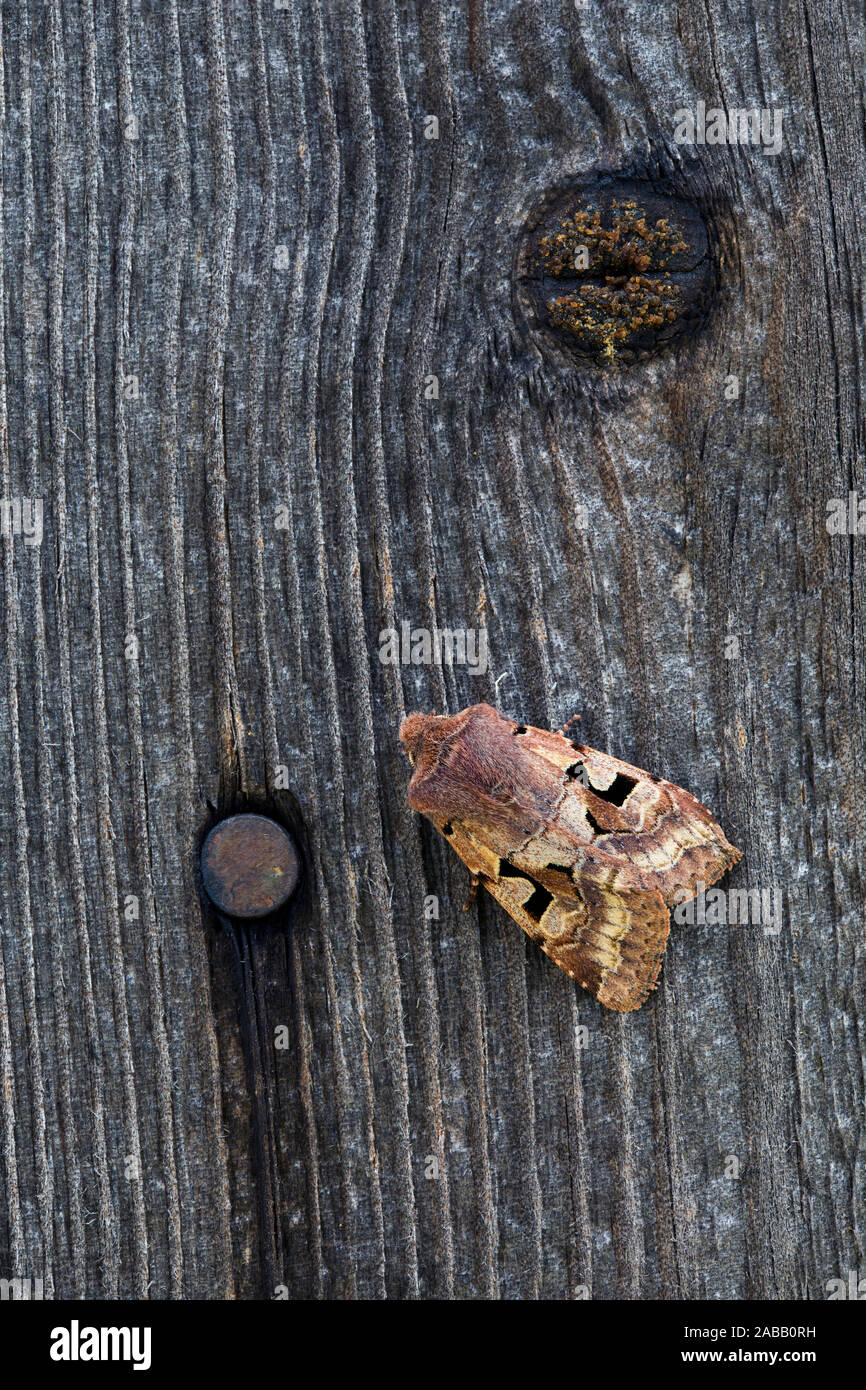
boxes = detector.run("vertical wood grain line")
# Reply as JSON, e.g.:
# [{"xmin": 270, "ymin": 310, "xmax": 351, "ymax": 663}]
[
  {"xmin": 363, "ymin": 0, "xmax": 456, "ymax": 1297},
  {"xmin": 552, "ymin": 987, "xmax": 594, "ymax": 1299},
  {"xmin": 272, "ymin": 0, "xmax": 361, "ymax": 1298},
  {"xmin": 2, "ymin": 1, "xmax": 56, "ymax": 1298},
  {"xmin": 302, "ymin": 0, "xmax": 387, "ymax": 1299},
  {"xmin": 39, "ymin": 0, "xmax": 86, "ymax": 1295},
  {"xmin": 0, "ymin": 6, "xmax": 23, "ymax": 1270},
  {"xmin": 400, "ymin": 2, "xmax": 457, "ymax": 716},
  {"xmin": 47, "ymin": 0, "xmax": 115, "ymax": 1296},
  {"xmin": 0, "ymin": 942, "xmax": 23, "ymax": 1271},
  {"xmin": 247, "ymin": 0, "xmax": 279, "ymax": 791},
  {"xmin": 288, "ymin": 935, "xmax": 324, "ymax": 1298},
  {"xmin": 82, "ymin": 0, "xmax": 148, "ymax": 1297},
  {"xmin": 204, "ymin": 0, "xmax": 244, "ymax": 794},
  {"xmin": 331, "ymin": 0, "xmax": 419, "ymax": 1298},
  {"xmin": 161, "ymin": 0, "xmax": 235, "ymax": 1299},
  {"xmin": 268, "ymin": 0, "xmax": 331, "ymax": 1301},
  {"xmin": 114, "ymin": 0, "xmax": 183, "ymax": 1298}
]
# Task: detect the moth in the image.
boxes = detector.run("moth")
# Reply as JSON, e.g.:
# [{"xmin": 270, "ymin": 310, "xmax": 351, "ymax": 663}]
[{"xmin": 400, "ymin": 703, "xmax": 741, "ymax": 1011}]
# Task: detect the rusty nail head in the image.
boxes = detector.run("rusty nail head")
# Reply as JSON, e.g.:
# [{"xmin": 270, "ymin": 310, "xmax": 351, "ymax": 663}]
[{"xmin": 201, "ymin": 813, "xmax": 300, "ymax": 920}]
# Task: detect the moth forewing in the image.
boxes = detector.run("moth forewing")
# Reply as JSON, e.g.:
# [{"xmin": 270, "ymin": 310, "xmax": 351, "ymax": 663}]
[
  {"xmin": 481, "ymin": 868, "xmax": 670, "ymax": 1012},
  {"xmin": 442, "ymin": 821, "xmax": 500, "ymax": 880},
  {"xmin": 521, "ymin": 731, "xmax": 741, "ymax": 908}
]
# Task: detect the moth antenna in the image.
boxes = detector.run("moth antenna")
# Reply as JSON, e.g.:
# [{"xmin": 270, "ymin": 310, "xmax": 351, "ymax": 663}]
[{"xmin": 557, "ymin": 713, "xmax": 582, "ymax": 737}]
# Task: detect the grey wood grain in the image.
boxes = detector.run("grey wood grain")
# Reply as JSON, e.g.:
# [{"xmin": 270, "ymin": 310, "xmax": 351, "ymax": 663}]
[{"xmin": 0, "ymin": 0, "xmax": 863, "ymax": 1299}]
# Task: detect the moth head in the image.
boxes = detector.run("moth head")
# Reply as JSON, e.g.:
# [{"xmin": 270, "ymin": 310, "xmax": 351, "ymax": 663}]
[
  {"xmin": 400, "ymin": 705, "xmax": 519, "ymax": 821},
  {"xmin": 399, "ymin": 706, "xmax": 491, "ymax": 757},
  {"xmin": 398, "ymin": 711, "xmax": 431, "ymax": 766}
]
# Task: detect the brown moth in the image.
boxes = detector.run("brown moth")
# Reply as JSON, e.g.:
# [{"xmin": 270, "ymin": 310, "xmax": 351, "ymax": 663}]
[{"xmin": 400, "ymin": 703, "xmax": 741, "ymax": 1011}]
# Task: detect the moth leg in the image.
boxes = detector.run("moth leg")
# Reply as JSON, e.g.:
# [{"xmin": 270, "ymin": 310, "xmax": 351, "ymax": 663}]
[{"xmin": 463, "ymin": 874, "xmax": 481, "ymax": 910}]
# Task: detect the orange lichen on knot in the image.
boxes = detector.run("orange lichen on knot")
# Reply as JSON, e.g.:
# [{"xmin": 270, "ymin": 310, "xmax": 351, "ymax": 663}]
[
  {"xmin": 548, "ymin": 277, "xmax": 685, "ymax": 361},
  {"xmin": 537, "ymin": 200, "xmax": 690, "ymax": 281}
]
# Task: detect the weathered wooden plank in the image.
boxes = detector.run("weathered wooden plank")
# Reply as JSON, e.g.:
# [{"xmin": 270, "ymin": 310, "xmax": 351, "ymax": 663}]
[{"xmin": 0, "ymin": 0, "xmax": 863, "ymax": 1300}]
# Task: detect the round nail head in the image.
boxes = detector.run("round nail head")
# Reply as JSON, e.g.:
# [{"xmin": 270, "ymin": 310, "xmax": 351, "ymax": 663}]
[{"xmin": 201, "ymin": 813, "xmax": 300, "ymax": 919}]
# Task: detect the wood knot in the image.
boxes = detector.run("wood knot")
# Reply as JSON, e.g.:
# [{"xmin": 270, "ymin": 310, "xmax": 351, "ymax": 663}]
[{"xmin": 517, "ymin": 177, "xmax": 713, "ymax": 366}]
